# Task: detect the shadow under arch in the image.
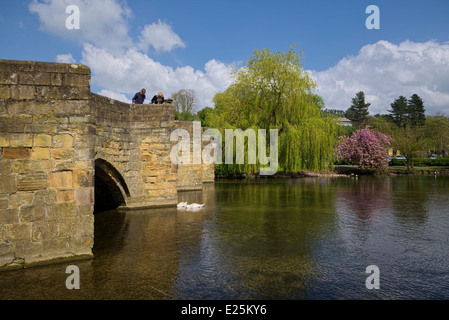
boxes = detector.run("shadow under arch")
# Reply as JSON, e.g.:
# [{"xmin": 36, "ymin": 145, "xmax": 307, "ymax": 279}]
[{"xmin": 94, "ymin": 158, "xmax": 131, "ymax": 214}]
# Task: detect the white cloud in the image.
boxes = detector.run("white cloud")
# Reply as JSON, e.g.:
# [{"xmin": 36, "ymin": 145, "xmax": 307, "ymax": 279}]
[
  {"xmin": 29, "ymin": 0, "xmax": 133, "ymax": 53},
  {"xmin": 309, "ymin": 40, "xmax": 449, "ymax": 115},
  {"xmin": 81, "ymin": 44, "xmax": 234, "ymax": 109},
  {"xmin": 98, "ymin": 89, "xmax": 131, "ymax": 103},
  {"xmin": 138, "ymin": 20, "xmax": 186, "ymax": 53},
  {"xmin": 29, "ymin": 0, "xmax": 231, "ymax": 109},
  {"xmin": 56, "ymin": 53, "xmax": 76, "ymax": 64}
]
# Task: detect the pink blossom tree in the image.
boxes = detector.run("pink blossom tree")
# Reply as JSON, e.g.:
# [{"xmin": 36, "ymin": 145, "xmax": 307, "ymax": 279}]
[{"xmin": 336, "ymin": 126, "xmax": 392, "ymax": 173}]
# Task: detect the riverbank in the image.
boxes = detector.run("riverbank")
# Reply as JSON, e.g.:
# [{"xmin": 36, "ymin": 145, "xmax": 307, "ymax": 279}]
[
  {"xmin": 215, "ymin": 165, "xmax": 449, "ymax": 179},
  {"xmin": 335, "ymin": 165, "xmax": 449, "ymax": 176}
]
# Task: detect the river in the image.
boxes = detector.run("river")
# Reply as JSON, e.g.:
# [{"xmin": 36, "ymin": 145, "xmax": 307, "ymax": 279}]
[{"xmin": 1, "ymin": 175, "xmax": 449, "ymax": 300}]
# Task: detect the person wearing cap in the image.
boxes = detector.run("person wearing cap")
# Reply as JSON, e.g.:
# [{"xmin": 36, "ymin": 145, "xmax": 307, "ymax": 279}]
[
  {"xmin": 132, "ymin": 88, "xmax": 146, "ymax": 104},
  {"xmin": 151, "ymin": 92, "xmax": 165, "ymax": 104}
]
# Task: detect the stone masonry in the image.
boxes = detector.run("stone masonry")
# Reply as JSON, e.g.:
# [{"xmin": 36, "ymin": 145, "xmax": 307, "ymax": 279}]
[{"xmin": 0, "ymin": 59, "xmax": 214, "ymax": 269}]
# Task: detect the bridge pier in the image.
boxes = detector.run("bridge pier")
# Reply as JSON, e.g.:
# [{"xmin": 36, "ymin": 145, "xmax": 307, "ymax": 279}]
[{"xmin": 0, "ymin": 60, "xmax": 214, "ymax": 269}]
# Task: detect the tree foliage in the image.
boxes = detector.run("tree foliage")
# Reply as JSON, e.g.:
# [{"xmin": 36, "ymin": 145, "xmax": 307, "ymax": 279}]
[
  {"xmin": 392, "ymin": 125, "xmax": 428, "ymax": 173},
  {"xmin": 208, "ymin": 45, "xmax": 337, "ymax": 173},
  {"xmin": 171, "ymin": 89, "xmax": 197, "ymax": 114},
  {"xmin": 423, "ymin": 115, "xmax": 449, "ymax": 157},
  {"xmin": 408, "ymin": 94, "xmax": 426, "ymax": 127},
  {"xmin": 388, "ymin": 96, "xmax": 409, "ymax": 127},
  {"xmin": 345, "ymin": 91, "xmax": 370, "ymax": 128},
  {"xmin": 387, "ymin": 94, "xmax": 426, "ymax": 128},
  {"xmin": 336, "ymin": 126, "xmax": 392, "ymax": 173}
]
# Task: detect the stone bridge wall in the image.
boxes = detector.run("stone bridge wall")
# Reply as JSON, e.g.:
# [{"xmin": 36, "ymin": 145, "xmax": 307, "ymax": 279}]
[
  {"xmin": 0, "ymin": 59, "xmax": 214, "ymax": 269},
  {"xmin": 0, "ymin": 60, "xmax": 95, "ymax": 267},
  {"xmin": 92, "ymin": 93, "xmax": 178, "ymax": 209}
]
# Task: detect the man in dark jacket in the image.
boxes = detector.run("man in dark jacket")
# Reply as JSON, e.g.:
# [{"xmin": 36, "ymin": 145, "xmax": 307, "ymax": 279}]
[{"xmin": 132, "ymin": 88, "xmax": 146, "ymax": 104}]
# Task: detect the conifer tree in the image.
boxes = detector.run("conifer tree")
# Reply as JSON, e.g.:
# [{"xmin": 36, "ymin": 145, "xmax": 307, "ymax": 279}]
[
  {"xmin": 388, "ymin": 96, "xmax": 408, "ymax": 128},
  {"xmin": 408, "ymin": 94, "xmax": 426, "ymax": 127},
  {"xmin": 345, "ymin": 91, "xmax": 370, "ymax": 128}
]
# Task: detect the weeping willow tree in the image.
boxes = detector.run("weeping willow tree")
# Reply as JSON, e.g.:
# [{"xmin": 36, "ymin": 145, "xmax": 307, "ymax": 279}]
[{"xmin": 207, "ymin": 45, "xmax": 337, "ymax": 174}]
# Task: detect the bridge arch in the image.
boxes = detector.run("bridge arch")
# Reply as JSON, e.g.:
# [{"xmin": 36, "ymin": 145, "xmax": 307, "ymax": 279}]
[{"xmin": 94, "ymin": 158, "xmax": 130, "ymax": 213}]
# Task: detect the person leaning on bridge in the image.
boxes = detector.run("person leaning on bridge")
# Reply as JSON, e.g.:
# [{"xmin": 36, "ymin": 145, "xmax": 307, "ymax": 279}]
[
  {"xmin": 151, "ymin": 92, "xmax": 165, "ymax": 104},
  {"xmin": 132, "ymin": 88, "xmax": 146, "ymax": 104}
]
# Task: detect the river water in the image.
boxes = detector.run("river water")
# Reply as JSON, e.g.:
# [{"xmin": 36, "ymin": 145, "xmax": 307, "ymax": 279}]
[{"xmin": 1, "ymin": 175, "xmax": 449, "ymax": 300}]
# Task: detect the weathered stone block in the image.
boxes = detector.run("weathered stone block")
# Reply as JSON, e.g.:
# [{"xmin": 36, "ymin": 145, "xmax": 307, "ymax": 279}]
[
  {"xmin": 52, "ymin": 134, "xmax": 73, "ymax": 148},
  {"xmin": 29, "ymin": 123, "xmax": 58, "ymax": 134},
  {"xmin": 0, "ymin": 85, "xmax": 10, "ymax": 99},
  {"xmin": 33, "ymin": 189, "xmax": 57, "ymax": 207},
  {"xmin": 50, "ymin": 73, "xmax": 63, "ymax": 86},
  {"xmin": 30, "ymin": 147, "xmax": 50, "ymax": 160},
  {"xmin": 33, "ymin": 134, "xmax": 52, "ymax": 147},
  {"xmin": 10, "ymin": 134, "xmax": 33, "ymax": 147},
  {"xmin": 74, "ymin": 188, "xmax": 94, "ymax": 206},
  {"xmin": 55, "ymin": 202, "xmax": 77, "ymax": 218},
  {"xmin": 17, "ymin": 172, "xmax": 47, "ymax": 191},
  {"xmin": 2, "ymin": 147, "xmax": 31, "ymax": 159},
  {"xmin": 34, "ymin": 86, "xmax": 61, "ymax": 100},
  {"xmin": 76, "ymin": 148, "xmax": 94, "ymax": 161},
  {"xmin": 50, "ymin": 147, "xmax": 75, "ymax": 160},
  {"xmin": 8, "ymin": 192, "xmax": 35, "ymax": 209},
  {"xmin": 0, "ymin": 208, "xmax": 19, "ymax": 224},
  {"xmin": 52, "ymin": 159, "xmax": 75, "ymax": 171},
  {"xmin": 0, "ymin": 196, "xmax": 8, "ymax": 209},
  {"xmin": 10, "ymin": 85, "xmax": 35, "ymax": 100},
  {"xmin": 18, "ymin": 73, "xmax": 37, "ymax": 85},
  {"xmin": 11, "ymin": 160, "xmax": 51, "ymax": 173},
  {"xmin": 4, "ymin": 222, "xmax": 31, "ymax": 243},
  {"xmin": 49, "ymin": 171, "xmax": 73, "ymax": 190},
  {"xmin": 1, "ymin": 113, "xmax": 34, "ymax": 124},
  {"xmin": 0, "ymin": 60, "xmax": 35, "ymax": 72},
  {"xmin": 57, "ymin": 190, "xmax": 75, "ymax": 203},
  {"xmin": 20, "ymin": 204, "xmax": 45, "ymax": 223},
  {"xmin": 73, "ymin": 169, "xmax": 93, "ymax": 188},
  {"xmin": 78, "ymin": 204, "xmax": 93, "ymax": 216},
  {"xmin": 58, "ymin": 217, "xmax": 79, "ymax": 238},
  {"xmin": 63, "ymin": 73, "xmax": 90, "ymax": 87},
  {"xmin": 62, "ymin": 86, "xmax": 90, "ymax": 100},
  {"xmin": 0, "ymin": 135, "xmax": 9, "ymax": 147},
  {"xmin": 68, "ymin": 64, "xmax": 90, "ymax": 75},
  {"xmin": 0, "ymin": 71, "xmax": 18, "ymax": 84},
  {"xmin": 31, "ymin": 220, "xmax": 58, "ymax": 243},
  {"xmin": 34, "ymin": 61, "xmax": 67, "ymax": 73},
  {"xmin": 0, "ymin": 173, "xmax": 16, "ymax": 194},
  {"xmin": 34, "ymin": 73, "xmax": 51, "ymax": 86}
]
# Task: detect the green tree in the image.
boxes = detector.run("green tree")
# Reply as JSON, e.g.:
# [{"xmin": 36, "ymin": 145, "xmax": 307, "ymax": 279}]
[
  {"xmin": 424, "ymin": 115, "xmax": 449, "ymax": 157},
  {"xmin": 175, "ymin": 110, "xmax": 196, "ymax": 121},
  {"xmin": 392, "ymin": 125, "xmax": 428, "ymax": 173},
  {"xmin": 198, "ymin": 107, "xmax": 214, "ymax": 127},
  {"xmin": 345, "ymin": 91, "xmax": 370, "ymax": 128},
  {"xmin": 210, "ymin": 45, "xmax": 337, "ymax": 174},
  {"xmin": 408, "ymin": 94, "xmax": 426, "ymax": 127},
  {"xmin": 388, "ymin": 96, "xmax": 408, "ymax": 127}
]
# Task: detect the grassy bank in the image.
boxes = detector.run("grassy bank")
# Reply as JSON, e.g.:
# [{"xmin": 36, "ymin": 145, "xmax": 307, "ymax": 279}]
[{"xmin": 334, "ymin": 165, "xmax": 449, "ymax": 176}]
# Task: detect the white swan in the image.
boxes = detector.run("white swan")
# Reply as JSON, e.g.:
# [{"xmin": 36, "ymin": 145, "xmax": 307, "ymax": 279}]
[
  {"xmin": 186, "ymin": 203, "xmax": 205, "ymax": 210},
  {"xmin": 177, "ymin": 202, "xmax": 188, "ymax": 209}
]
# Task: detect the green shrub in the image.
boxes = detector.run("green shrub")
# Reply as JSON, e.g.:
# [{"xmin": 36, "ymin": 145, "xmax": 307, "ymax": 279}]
[
  {"xmin": 390, "ymin": 158, "xmax": 406, "ymax": 166},
  {"xmin": 389, "ymin": 157, "xmax": 449, "ymax": 167}
]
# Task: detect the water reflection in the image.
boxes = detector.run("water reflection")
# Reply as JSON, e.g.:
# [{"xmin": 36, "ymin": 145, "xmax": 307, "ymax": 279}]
[
  {"xmin": 173, "ymin": 179, "xmax": 338, "ymax": 299},
  {"xmin": 1, "ymin": 176, "xmax": 449, "ymax": 300}
]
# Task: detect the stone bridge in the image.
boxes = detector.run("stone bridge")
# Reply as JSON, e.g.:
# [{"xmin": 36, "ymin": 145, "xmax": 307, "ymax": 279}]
[{"xmin": 0, "ymin": 59, "xmax": 214, "ymax": 268}]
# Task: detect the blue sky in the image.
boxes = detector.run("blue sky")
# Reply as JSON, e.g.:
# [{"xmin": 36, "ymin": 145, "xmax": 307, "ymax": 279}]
[{"xmin": 1, "ymin": 0, "xmax": 449, "ymax": 114}]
